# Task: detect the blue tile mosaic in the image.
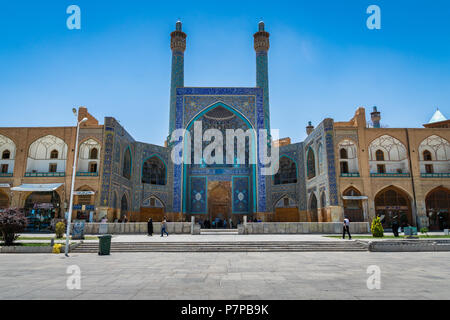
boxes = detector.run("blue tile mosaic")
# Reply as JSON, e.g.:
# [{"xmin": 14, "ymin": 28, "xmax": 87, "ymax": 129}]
[
  {"xmin": 172, "ymin": 87, "xmax": 266, "ymax": 213},
  {"xmin": 233, "ymin": 176, "xmax": 250, "ymax": 213},
  {"xmin": 189, "ymin": 176, "xmax": 207, "ymax": 214}
]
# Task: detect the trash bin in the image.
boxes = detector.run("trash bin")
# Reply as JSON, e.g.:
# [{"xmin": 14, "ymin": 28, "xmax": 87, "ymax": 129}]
[
  {"xmin": 404, "ymin": 227, "xmax": 418, "ymax": 236},
  {"xmin": 98, "ymin": 235, "xmax": 112, "ymax": 255}
]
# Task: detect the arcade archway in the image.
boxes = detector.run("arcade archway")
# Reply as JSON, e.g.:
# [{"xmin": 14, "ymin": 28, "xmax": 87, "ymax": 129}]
[
  {"xmin": 426, "ymin": 187, "xmax": 450, "ymax": 230},
  {"xmin": 374, "ymin": 186, "xmax": 413, "ymax": 228},
  {"xmin": 309, "ymin": 193, "xmax": 318, "ymax": 222},
  {"xmin": 140, "ymin": 195, "xmax": 166, "ymax": 222},
  {"xmin": 343, "ymin": 187, "xmax": 364, "ymax": 222},
  {"xmin": 120, "ymin": 194, "xmax": 129, "ymax": 219},
  {"xmin": 182, "ymin": 102, "xmax": 256, "ymax": 217},
  {"xmin": 73, "ymin": 186, "xmax": 96, "ymax": 221},
  {"xmin": 274, "ymin": 196, "xmax": 299, "ymax": 222},
  {"xmin": 24, "ymin": 191, "xmax": 61, "ymax": 232},
  {"xmin": 207, "ymin": 181, "xmax": 231, "ymax": 227}
]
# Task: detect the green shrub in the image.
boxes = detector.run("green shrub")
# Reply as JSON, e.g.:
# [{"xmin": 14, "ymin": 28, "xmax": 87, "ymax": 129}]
[
  {"xmin": 371, "ymin": 216, "xmax": 384, "ymax": 237},
  {"xmin": 0, "ymin": 208, "xmax": 28, "ymax": 246},
  {"xmin": 420, "ymin": 227, "xmax": 429, "ymax": 236},
  {"xmin": 55, "ymin": 222, "xmax": 66, "ymax": 239}
]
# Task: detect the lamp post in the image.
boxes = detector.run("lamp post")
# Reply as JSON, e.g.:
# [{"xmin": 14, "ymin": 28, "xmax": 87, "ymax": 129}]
[{"xmin": 65, "ymin": 111, "xmax": 88, "ymax": 257}]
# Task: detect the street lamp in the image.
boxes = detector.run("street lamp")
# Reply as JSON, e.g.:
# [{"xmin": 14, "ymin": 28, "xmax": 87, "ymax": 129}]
[{"xmin": 65, "ymin": 112, "xmax": 88, "ymax": 257}]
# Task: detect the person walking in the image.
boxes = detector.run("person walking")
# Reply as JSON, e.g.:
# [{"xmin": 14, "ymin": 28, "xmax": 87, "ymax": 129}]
[
  {"xmin": 147, "ymin": 218, "xmax": 153, "ymax": 236},
  {"xmin": 392, "ymin": 215, "xmax": 399, "ymax": 237},
  {"xmin": 161, "ymin": 217, "xmax": 169, "ymax": 237},
  {"xmin": 343, "ymin": 216, "xmax": 352, "ymax": 240}
]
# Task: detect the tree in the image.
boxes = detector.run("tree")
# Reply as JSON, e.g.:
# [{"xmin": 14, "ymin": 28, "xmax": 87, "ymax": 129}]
[
  {"xmin": 371, "ymin": 216, "xmax": 384, "ymax": 238},
  {"xmin": 55, "ymin": 221, "xmax": 65, "ymax": 239},
  {"xmin": 0, "ymin": 208, "xmax": 28, "ymax": 246}
]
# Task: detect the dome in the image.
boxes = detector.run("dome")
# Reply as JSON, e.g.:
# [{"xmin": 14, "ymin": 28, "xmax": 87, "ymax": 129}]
[{"xmin": 428, "ymin": 109, "xmax": 447, "ymax": 124}]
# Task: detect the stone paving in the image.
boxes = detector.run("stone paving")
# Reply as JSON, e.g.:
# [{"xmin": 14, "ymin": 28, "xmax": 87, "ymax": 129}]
[{"xmin": 1, "ymin": 251, "xmax": 449, "ymax": 300}]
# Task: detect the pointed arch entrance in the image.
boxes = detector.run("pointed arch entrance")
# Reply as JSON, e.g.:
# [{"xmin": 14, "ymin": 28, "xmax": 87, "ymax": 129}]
[
  {"xmin": 374, "ymin": 186, "xmax": 413, "ymax": 228},
  {"xmin": 182, "ymin": 102, "xmax": 256, "ymax": 224},
  {"xmin": 426, "ymin": 187, "xmax": 450, "ymax": 230},
  {"xmin": 343, "ymin": 187, "xmax": 364, "ymax": 222},
  {"xmin": 274, "ymin": 195, "xmax": 299, "ymax": 222},
  {"xmin": 111, "ymin": 191, "xmax": 119, "ymax": 221},
  {"xmin": 274, "ymin": 156, "xmax": 297, "ymax": 185},
  {"xmin": 207, "ymin": 181, "xmax": 232, "ymax": 226},
  {"xmin": 120, "ymin": 194, "xmax": 129, "ymax": 219},
  {"xmin": 24, "ymin": 191, "xmax": 61, "ymax": 232},
  {"xmin": 140, "ymin": 195, "xmax": 166, "ymax": 222},
  {"xmin": 320, "ymin": 192, "xmax": 328, "ymax": 222},
  {"xmin": 309, "ymin": 193, "xmax": 318, "ymax": 222},
  {"xmin": 74, "ymin": 186, "xmax": 96, "ymax": 221}
]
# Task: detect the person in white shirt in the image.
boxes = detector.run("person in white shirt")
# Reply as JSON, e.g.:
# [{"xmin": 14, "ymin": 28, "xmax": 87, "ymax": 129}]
[{"xmin": 343, "ymin": 216, "xmax": 352, "ymax": 240}]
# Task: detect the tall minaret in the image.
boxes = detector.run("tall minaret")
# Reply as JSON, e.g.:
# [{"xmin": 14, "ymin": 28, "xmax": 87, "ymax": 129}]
[
  {"xmin": 169, "ymin": 21, "xmax": 187, "ymax": 136},
  {"xmin": 254, "ymin": 21, "xmax": 270, "ymax": 131},
  {"xmin": 371, "ymin": 106, "xmax": 381, "ymax": 128}
]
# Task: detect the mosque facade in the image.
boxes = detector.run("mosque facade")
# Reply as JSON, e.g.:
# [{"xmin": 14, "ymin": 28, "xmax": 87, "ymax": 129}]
[{"xmin": 0, "ymin": 22, "xmax": 449, "ymax": 231}]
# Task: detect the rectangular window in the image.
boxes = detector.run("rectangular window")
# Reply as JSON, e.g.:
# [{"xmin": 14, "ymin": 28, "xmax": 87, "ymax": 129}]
[
  {"xmin": 49, "ymin": 163, "xmax": 57, "ymax": 173},
  {"xmin": 89, "ymin": 162, "xmax": 97, "ymax": 173},
  {"xmin": 1, "ymin": 164, "xmax": 8, "ymax": 174},
  {"xmin": 425, "ymin": 164, "xmax": 434, "ymax": 174},
  {"xmin": 340, "ymin": 161, "xmax": 349, "ymax": 174},
  {"xmin": 377, "ymin": 164, "xmax": 386, "ymax": 174},
  {"xmin": 150, "ymin": 198, "xmax": 156, "ymax": 207}
]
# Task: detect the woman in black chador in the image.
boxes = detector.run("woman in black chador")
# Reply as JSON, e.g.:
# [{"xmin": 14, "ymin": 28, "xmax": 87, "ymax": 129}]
[
  {"xmin": 391, "ymin": 215, "xmax": 399, "ymax": 237},
  {"xmin": 147, "ymin": 218, "xmax": 153, "ymax": 236}
]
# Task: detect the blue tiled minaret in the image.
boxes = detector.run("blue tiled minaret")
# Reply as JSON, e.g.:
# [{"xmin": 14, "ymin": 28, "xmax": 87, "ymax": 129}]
[
  {"xmin": 169, "ymin": 21, "xmax": 186, "ymax": 136},
  {"xmin": 371, "ymin": 106, "xmax": 381, "ymax": 128},
  {"xmin": 254, "ymin": 21, "xmax": 270, "ymax": 131}
]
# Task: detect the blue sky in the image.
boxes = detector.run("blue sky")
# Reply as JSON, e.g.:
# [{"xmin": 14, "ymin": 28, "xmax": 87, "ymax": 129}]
[{"xmin": 0, "ymin": 0, "xmax": 449, "ymax": 145}]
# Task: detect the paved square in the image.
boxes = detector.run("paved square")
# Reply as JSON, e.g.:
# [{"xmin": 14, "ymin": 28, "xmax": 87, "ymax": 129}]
[{"xmin": 1, "ymin": 251, "xmax": 449, "ymax": 300}]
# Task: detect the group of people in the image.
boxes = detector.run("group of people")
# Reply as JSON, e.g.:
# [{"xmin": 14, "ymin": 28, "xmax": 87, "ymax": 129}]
[
  {"xmin": 115, "ymin": 216, "xmax": 128, "ymax": 223},
  {"xmin": 147, "ymin": 217, "xmax": 169, "ymax": 237},
  {"xmin": 146, "ymin": 216, "xmax": 354, "ymax": 240},
  {"xmin": 199, "ymin": 218, "xmax": 230, "ymax": 229},
  {"xmin": 103, "ymin": 214, "xmax": 420, "ymax": 240},
  {"xmin": 380, "ymin": 212, "xmax": 407, "ymax": 237},
  {"xmin": 343, "ymin": 214, "xmax": 408, "ymax": 239},
  {"xmin": 197, "ymin": 217, "xmax": 263, "ymax": 229}
]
